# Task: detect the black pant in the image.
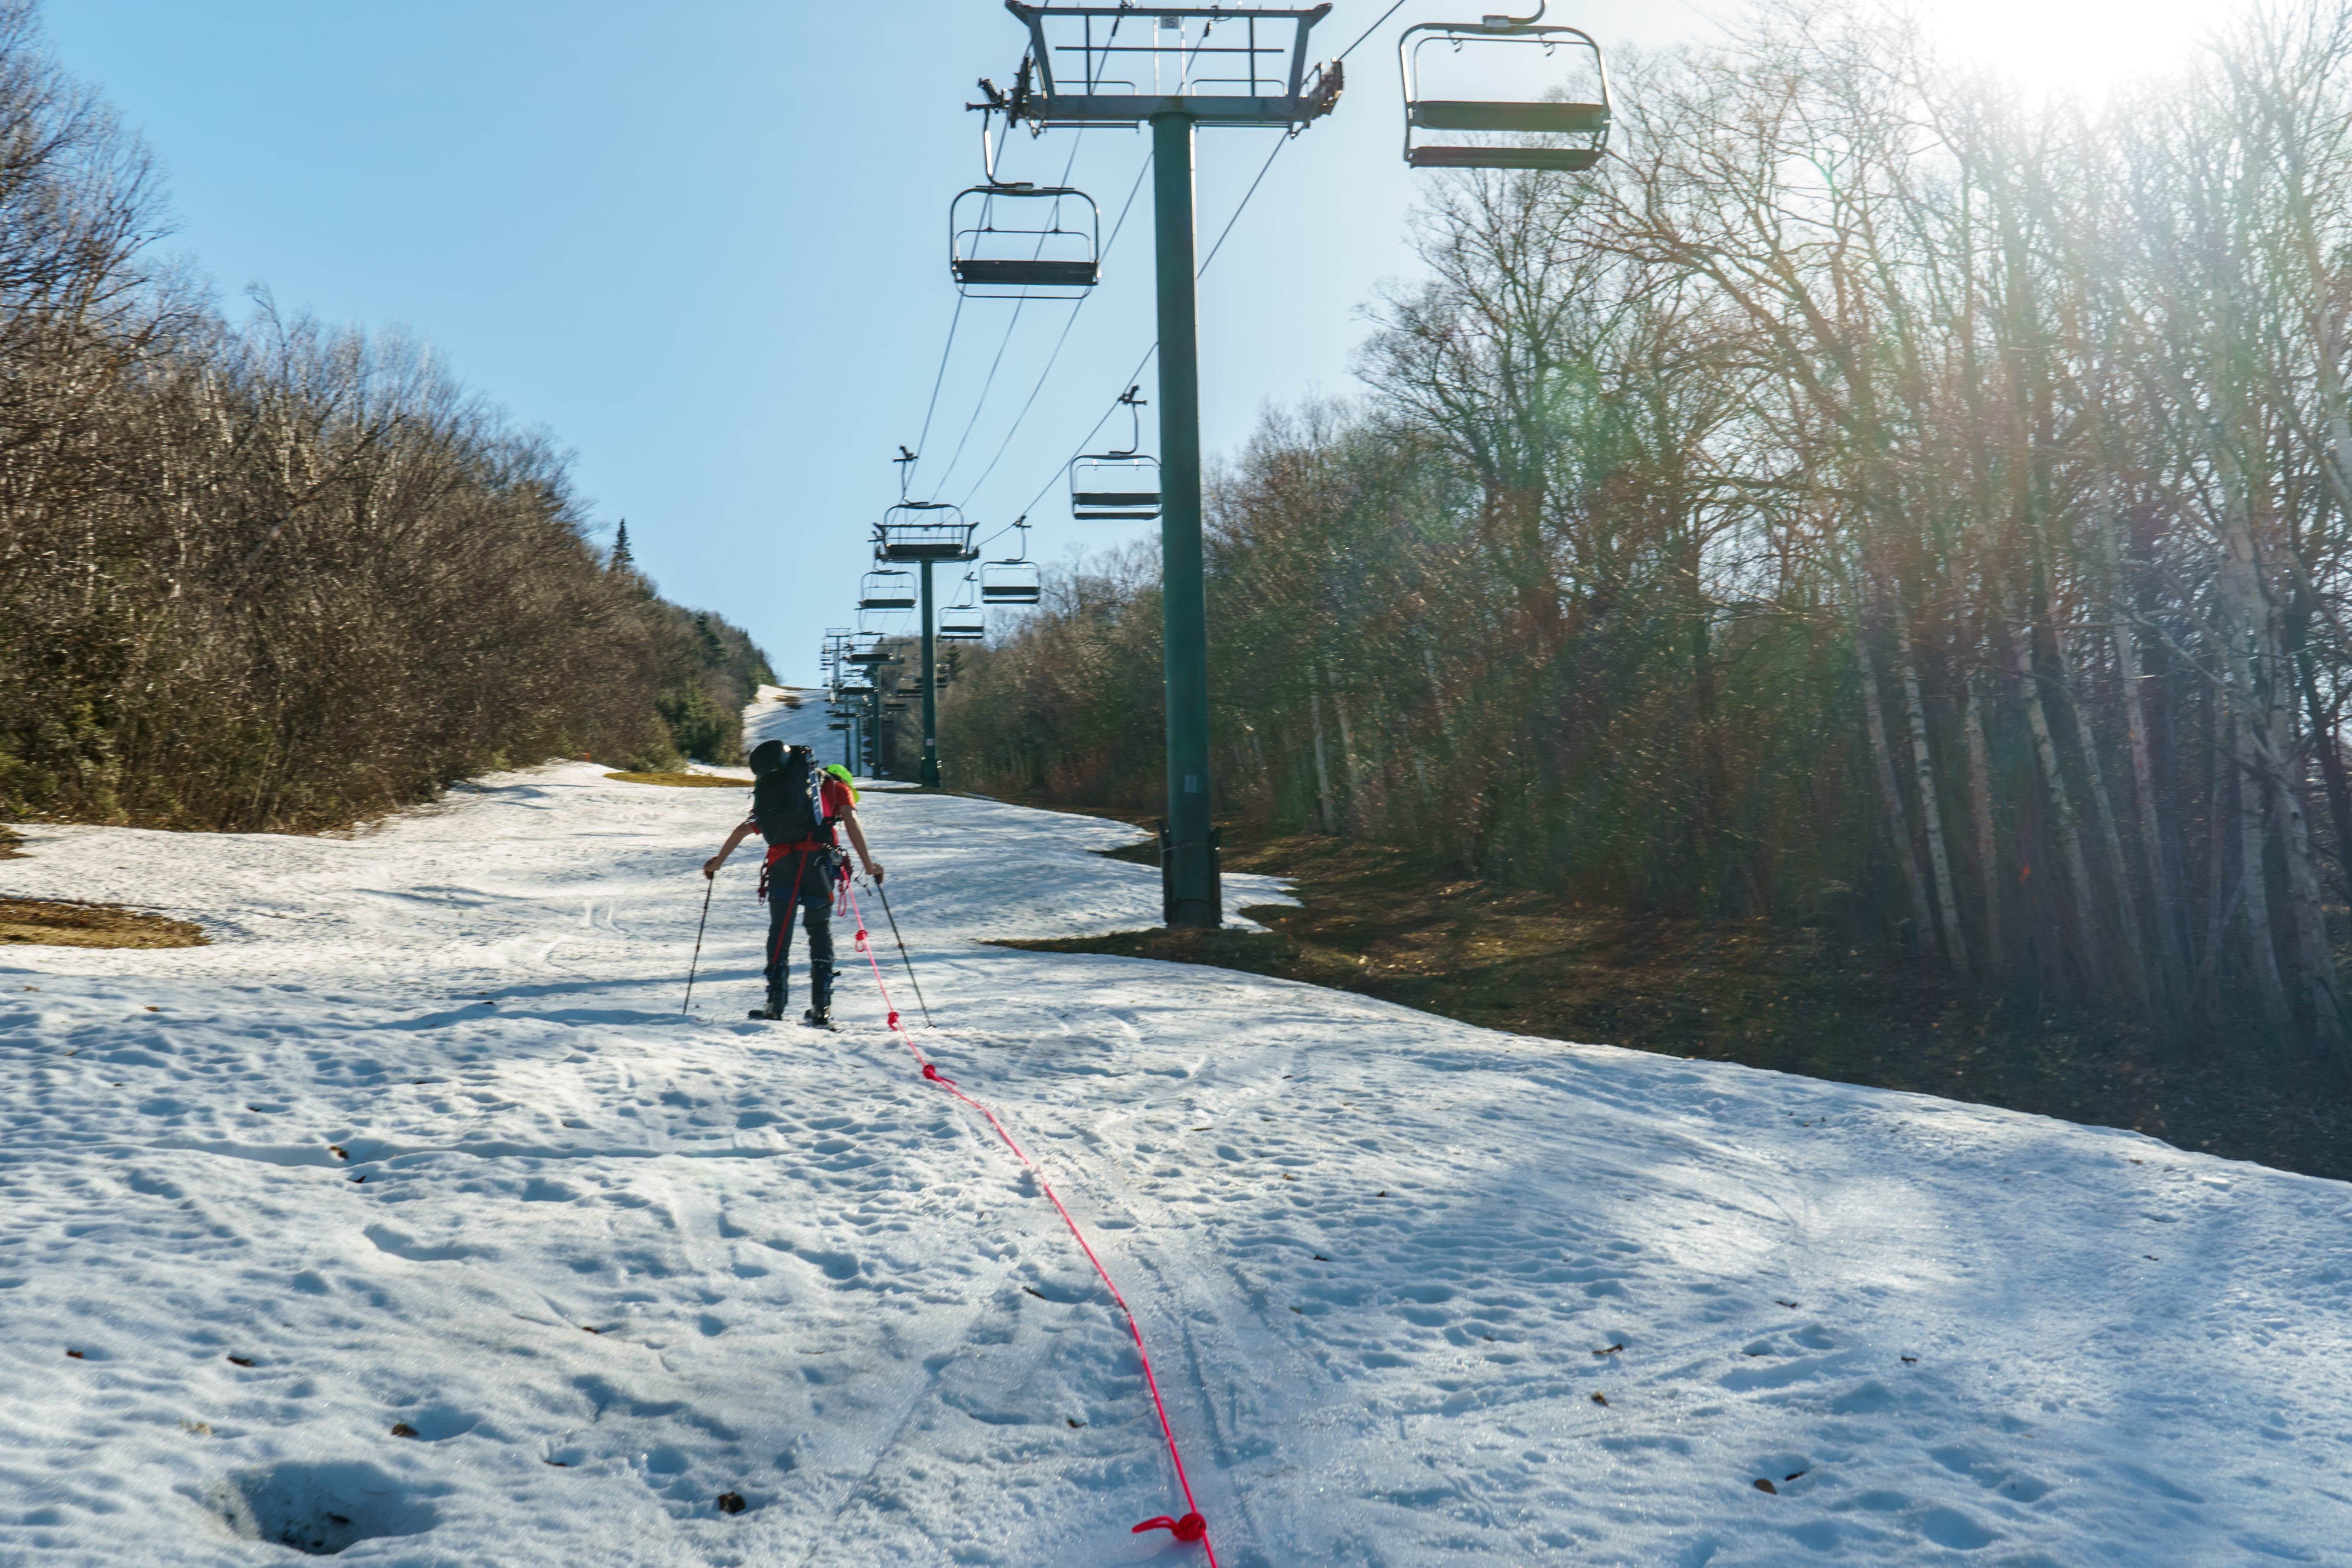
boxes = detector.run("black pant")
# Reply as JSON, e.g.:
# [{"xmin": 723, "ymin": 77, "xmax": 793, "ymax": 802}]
[{"xmin": 763, "ymin": 855, "xmax": 836, "ymax": 1013}]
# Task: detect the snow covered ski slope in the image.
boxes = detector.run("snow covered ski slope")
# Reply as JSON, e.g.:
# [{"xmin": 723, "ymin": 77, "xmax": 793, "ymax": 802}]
[{"xmin": 5, "ymin": 757, "xmax": 2351, "ymax": 1566}]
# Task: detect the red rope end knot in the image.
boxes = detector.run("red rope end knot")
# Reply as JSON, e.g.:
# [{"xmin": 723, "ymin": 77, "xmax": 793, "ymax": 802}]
[
  {"xmin": 1132, "ymin": 1513, "xmax": 1207, "ymax": 1543},
  {"xmin": 887, "ymin": 1010, "xmax": 901, "ymax": 1029},
  {"xmin": 855, "ymin": 928, "xmax": 869, "ymax": 943},
  {"xmin": 920, "ymin": 1062, "xmax": 956, "ymax": 1086}
]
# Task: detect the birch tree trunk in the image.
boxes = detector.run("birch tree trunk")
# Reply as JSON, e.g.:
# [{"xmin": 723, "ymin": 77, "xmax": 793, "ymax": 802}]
[
  {"xmin": 2008, "ymin": 604, "xmax": 2110, "ymax": 993},
  {"xmin": 1858, "ymin": 634, "xmax": 1934, "ymax": 955},
  {"xmin": 2052, "ymin": 623, "xmax": 2151, "ymax": 1004},
  {"xmin": 1894, "ymin": 599, "xmax": 1970, "ymax": 976},
  {"xmin": 2254, "ymin": 682, "xmax": 2344, "ymax": 1047},
  {"xmin": 1307, "ymin": 682, "xmax": 1338, "ymax": 836},
  {"xmin": 2097, "ymin": 495, "xmax": 2189, "ymax": 989},
  {"xmin": 2233, "ymin": 699, "xmax": 2294, "ymax": 1033},
  {"xmin": 1964, "ymin": 669, "xmax": 2004, "ymax": 979}
]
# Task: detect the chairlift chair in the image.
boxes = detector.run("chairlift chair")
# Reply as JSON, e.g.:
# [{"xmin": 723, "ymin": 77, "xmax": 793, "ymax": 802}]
[
  {"xmin": 859, "ymin": 568, "xmax": 917, "ymax": 610},
  {"xmin": 877, "ymin": 501, "xmax": 977, "ymax": 562},
  {"xmin": 982, "ymin": 520, "xmax": 1043, "ymax": 603},
  {"xmin": 1399, "ymin": 5, "xmax": 1611, "ymax": 172},
  {"xmin": 1070, "ymin": 385, "xmax": 1162, "ymax": 522},
  {"xmin": 950, "ymin": 184, "xmax": 1101, "ymax": 299},
  {"xmin": 884, "ymin": 700, "xmax": 910, "ymax": 712},
  {"xmin": 827, "ymin": 722, "xmax": 849, "ymax": 731},
  {"xmin": 938, "ymin": 575, "xmax": 987, "ymax": 642},
  {"xmin": 1071, "ymin": 455, "xmax": 1163, "ymax": 521},
  {"xmin": 982, "ymin": 558, "xmax": 1041, "ymax": 603}
]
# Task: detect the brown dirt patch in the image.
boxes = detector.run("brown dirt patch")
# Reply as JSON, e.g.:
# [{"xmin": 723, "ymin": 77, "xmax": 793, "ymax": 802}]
[
  {"xmin": 992, "ymin": 818, "xmax": 2352, "ymax": 1182},
  {"xmin": 603, "ymin": 772, "xmax": 748, "ymax": 789},
  {"xmin": 0, "ymin": 897, "xmax": 206, "ymax": 949}
]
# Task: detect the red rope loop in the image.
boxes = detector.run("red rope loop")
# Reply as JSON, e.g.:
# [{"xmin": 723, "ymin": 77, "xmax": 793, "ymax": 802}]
[
  {"xmin": 838, "ymin": 882, "xmax": 1214, "ymax": 1564},
  {"xmin": 1133, "ymin": 1513, "xmax": 1208, "ymax": 1542}
]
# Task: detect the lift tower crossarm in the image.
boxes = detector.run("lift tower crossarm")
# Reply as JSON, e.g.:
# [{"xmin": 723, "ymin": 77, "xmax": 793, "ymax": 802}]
[{"xmin": 1002, "ymin": 3, "xmax": 1341, "ymax": 128}]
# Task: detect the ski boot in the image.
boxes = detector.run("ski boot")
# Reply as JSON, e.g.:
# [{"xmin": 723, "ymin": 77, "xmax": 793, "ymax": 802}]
[{"xmin": 800, "ymin": 1006, "xmax": 838, "ymax": 1033}]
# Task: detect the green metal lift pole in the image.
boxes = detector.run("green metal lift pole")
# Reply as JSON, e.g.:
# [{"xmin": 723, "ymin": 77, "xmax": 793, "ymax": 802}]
[
  {"xmin": 919, "ymin": 559, "xmax": 942, "ymax": 788},
  {"xmin": 1152, "ymin": 111, "xmax": 1220, "ymax": 928}
]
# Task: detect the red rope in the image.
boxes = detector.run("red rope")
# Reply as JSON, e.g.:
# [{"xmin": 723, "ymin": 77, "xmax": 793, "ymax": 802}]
[{"xmin": 841, "ymin": 880, "xmax": 1216, "ymax": 1562}]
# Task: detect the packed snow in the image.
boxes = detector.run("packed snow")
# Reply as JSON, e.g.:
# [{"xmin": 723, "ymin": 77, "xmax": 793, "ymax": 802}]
[{"xmin": 4, "ymin": 702, "xmax": 2350, "ymax": 1566}]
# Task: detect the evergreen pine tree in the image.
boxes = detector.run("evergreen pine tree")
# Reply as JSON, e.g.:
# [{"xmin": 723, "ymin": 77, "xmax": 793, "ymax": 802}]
[{"xmin": 610, "ymin": 519, "xmax": 633, "ymax": 570}]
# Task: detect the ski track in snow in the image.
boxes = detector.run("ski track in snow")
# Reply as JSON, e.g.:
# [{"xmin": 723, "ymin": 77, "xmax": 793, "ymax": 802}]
[{"xmin": 4, "ymin": 698, "xmax": 2350, "ymax": 1564}]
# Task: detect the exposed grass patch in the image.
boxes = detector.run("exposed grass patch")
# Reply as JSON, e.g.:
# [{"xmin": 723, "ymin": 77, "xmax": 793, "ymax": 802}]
[
  {"xmin": 998, "ymin": 820, "xmax": 2352, "ymax": 1182},
  {"xmin": 603, "ymin": 771, "xmax": 748, "ymax": 789},
  {"xmin": 1, "ymin": 897, "xmax": 206, "ymax": 949},
  {"xmin": 0, "ymin": 823, "xmax": 22, "ymax": 859}
]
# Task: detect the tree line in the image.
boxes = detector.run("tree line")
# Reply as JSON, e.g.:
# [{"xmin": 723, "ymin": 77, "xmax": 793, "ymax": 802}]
[
  {"xmin": 944, "ymin": 0, "xmax": 2352, "ymax": 1060},
  {"xmin": 0, "ymin": 1, "xmax": 768, "ymax": 833}
]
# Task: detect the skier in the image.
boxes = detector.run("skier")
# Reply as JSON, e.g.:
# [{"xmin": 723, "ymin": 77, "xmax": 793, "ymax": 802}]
[{"xmin": 702, "ymin": 740, "xmax": 882, "ymax": 1027}]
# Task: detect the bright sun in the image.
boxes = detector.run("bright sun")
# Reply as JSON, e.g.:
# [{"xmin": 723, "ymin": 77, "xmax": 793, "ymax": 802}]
[{"xmin": 1913, "ymin": 0, "xmax": 2250, "ymax": 99}]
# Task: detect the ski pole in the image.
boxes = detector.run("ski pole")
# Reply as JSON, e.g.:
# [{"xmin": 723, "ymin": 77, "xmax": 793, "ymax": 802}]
[
  {"xmin": 870, "ymin": 876, "xmax": 932, "ymax": 1027},
  {"xmin": 682, "ymin": 871, "xmax": 716, "ymax": 1014}
]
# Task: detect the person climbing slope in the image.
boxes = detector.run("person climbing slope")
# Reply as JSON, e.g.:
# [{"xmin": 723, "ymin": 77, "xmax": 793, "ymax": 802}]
[{"xmin": 702, "ymin": 741, "xmax": 882, "ymax": 1027}]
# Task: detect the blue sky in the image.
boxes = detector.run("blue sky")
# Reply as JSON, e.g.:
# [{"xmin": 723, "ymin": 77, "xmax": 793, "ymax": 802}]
[{"xmin": 56, "ymin": 0, "xmax": 2174, "ymax": 685}]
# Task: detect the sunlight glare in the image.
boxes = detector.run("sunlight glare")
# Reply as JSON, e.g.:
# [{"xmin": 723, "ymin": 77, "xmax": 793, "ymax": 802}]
[{"xmin": 1914, "ymin": 0, "xmax": 2249, "ymax": 99}]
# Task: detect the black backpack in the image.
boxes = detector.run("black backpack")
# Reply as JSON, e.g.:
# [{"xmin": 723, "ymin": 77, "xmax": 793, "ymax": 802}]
[{"xmin": 750, "ymin": 743, "xmax": 826, "ymax": 845}]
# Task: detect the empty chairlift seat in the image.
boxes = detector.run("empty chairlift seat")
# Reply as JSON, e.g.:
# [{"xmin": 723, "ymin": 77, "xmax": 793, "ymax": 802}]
[
  {"xmin": 950, "ymin": 184, "xmax": 1102, "ymax": 299},
  {"xmin": 876, "ymin": 502, "xmax": 977, "ymax": 562},
  {"xmin": 982, "ymin": 520, "xmax": 1043, "ymax": 603},
  {"xmin": 1400, "ymin": 11, "xmax": 1611, "ymax": 173},
  {"xmin": 1070, "ymin": 455, "xmax": 1162, "ymax": 522},
  {"xmin": 939, "ymin": 603, "xmax": 987, "ymax": 642},
  {"xmin": 982, "ymin": 556, "xmax": 1041, "ymax": 603},
  {"xmin": 859, "ymin": 569, "xmax": 917, "ymax": 611}
]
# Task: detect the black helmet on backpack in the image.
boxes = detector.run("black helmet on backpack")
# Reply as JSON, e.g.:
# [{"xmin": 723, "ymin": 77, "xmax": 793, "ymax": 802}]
[{"xmin": 748, "ymin": 739, "xmax": 785, "ymax": 776}]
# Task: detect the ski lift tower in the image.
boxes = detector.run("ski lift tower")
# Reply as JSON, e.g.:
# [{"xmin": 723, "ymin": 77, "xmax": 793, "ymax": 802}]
[
  {"xmin": 875, "ymin": 496, "xmax": 978, "ymax": 789},
  {"xmin": 998, "ymin": 2, "xmax": 1342, "ymax": 928}
]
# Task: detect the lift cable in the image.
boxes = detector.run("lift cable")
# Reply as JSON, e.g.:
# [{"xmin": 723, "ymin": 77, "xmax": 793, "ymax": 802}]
[
  {"xmin": 1337, "ymin": 0, "xmax": 1414, "ymax": 62},
  {"xmin": 936, "ymin": 19, "xmax": 1235, "ymax": 514},
  {"xmin": 972, "ymin": 125, "xmax": 1287, "ymax": 546},
  {"xmin": 953, "ymin": 148, "xmax": 1154, "ymax": 511},
  {"xmin": 923, "ymin": 129, "xmax": 1089, "ymax": 502},
  {"xmin": 903, "ymin": 293, "xmax": 965, "ymax": 498},
  {"xmin": 965, "ymin": 2, "xmax": 1395, "ymax": 548}
]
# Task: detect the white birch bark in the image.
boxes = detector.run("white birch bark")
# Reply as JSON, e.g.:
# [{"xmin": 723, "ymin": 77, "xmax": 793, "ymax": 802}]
[
  {"xmin": 2233, "ymin": 699, "xmax": 2294, "ymax": 1029},
  {"xmin": 1307, "ymin": 682, "xmax": 1337, "ymax": 836},
  {"xmin": 1964, "ymin": 670, "xmax": 2004, "ymax": 979},
  {"xmin": 1858, "ymin": 635, "xmax": 1934, "ymax": 955},
  {"xmin": 1893, "ymin": 599, "xmax": 1970, "ymax": 976},
  {"xmin": 2051, "ymin": 622, "xmax": 2150, "ymax": 1003},
  {"xmin": 2008, "ymin": 605, "xmax": 2110, "ymax": 994},
  {"xmin": 2096, "ymin": 492, "xmax": 2188, "ymax": 985}
]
